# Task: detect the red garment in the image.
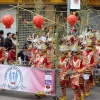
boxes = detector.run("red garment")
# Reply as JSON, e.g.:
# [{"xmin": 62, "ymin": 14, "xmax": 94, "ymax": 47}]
[
  {"xmin": 7, "ymin": 49, "xmax": 16, "ymax": 62},
  {"xmin": 0, "ymin": 49, "xmax": 3, "ymax": 58},
  {"xmin": 0, "ymin": 48, "xmax": 5, "ymax": 63},
  {"xmin": 74, "ymin": 57, "xmax": 78, "ymax": 62},
  {"xmin": 86, "ymin": 50, "xmax": 94, "ymax": 64},
  {"xmin": 43, "ymin": 57, "xmax": 48, "ymax": 65},
  {"xmin": 33, "ymin": 48, "xmax": 37, "ymax": 54},
  {"xmin": 86, "ymin": 50, "xmax": 92, "ymax": 56},
  {"xmin": 61, "ymin": 57, "xmax": 66, "ymax": 62}
]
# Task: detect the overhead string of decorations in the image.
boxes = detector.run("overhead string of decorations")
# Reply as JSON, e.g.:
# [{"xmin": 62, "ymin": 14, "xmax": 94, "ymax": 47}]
[{"xmin": 0, "ymin": 11, "xmax": 78, "ymax": 30}]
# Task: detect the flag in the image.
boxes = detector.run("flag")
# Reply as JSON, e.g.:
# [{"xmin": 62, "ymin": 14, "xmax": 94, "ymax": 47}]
[{"xmin": 70, "ymin": 0, "xmax": 80, "ymax": 9}]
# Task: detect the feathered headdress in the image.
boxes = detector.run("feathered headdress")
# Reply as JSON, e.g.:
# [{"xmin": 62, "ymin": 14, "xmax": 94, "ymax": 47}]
[
  {"xmin": 71, "ymin": 43, "xmax": 81, "ymax": 52},
  {"xmin": 59, "ymin": 45, "xmax": 70, "ymax": 52}
]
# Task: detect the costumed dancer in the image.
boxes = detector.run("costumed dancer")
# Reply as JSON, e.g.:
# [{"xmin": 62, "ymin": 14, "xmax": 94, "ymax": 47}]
[
  {"xmin": 0, "ymin": 30, "xmax": 5, "ymax": 64},
  {"xmin": 34, "ymin": 43, "xmax": 48, "ymax": 98},
  {"xmin": 46, "ymin": 37, "xmax": 55, "ymax": 69},
  {"xmin": 95, "ymin": 38, "xmax": 100, "ymax": 83},
  {"xmin": 70, "ymin": 44, "xmax": 85, "ymax": 100},
  {"xmin": 30, "ymin": 43, "xmax": 47, "ymax": 68},
  {"xmin": 83, "ymin": 40, "xmax": 97, "ymax": 97},
  {"xmin": 0, "ymin": 46, "xmax": 6, "ymax": 64},
  {"xmin": 29, "ymin": 39, "xmax": 38, "ymax": 66},
  {"xmin": 58, "ymin": 45, "xmax": 71, "ymax": 100}
]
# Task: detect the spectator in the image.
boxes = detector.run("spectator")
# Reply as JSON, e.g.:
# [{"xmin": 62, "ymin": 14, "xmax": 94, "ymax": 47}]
[
  {"xmin": 7, "ymin": 45, "xmax": 16, "ymax": 64},
  {"xmin": 24, "ymin": 35, "xmax": 32, "ymax": 46},
  {"xmin": 0, "ymin": 30, "xmax": 4, "ymax": 47},
  {"xmin": 11, "ymin": 33, "xmax": 19, "ymax": 46},
  {"xmin": 40, "ymin": 32, "xmax": 46, "ymax": 43},
  {"xmin": 18, "ymin": 45, "xmax": 29, "ymax": 65},
  {"xmin": 4, "ymin": 32, "xmax": 12, "ymax": 52}
]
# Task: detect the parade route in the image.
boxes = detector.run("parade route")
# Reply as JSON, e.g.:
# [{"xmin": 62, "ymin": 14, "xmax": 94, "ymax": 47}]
[{"xmin": 0, "ymin": 85, "xmax": 100, "ymax": 100}]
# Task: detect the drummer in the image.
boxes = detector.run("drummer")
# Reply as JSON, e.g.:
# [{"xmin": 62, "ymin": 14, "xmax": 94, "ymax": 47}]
[
  {"xmin": 95, "ymin": 38, "xmax": 100, "ymax": 83},
  {"xmin": 70, "ymin": 43, "xmax": 85, "ymax": 100},
  {"xmin": 58, "ymin": 44, "xmax": 71, "ymax": 100},
  {"xmin": 83, "ymin": 40, "xmax": 97, "ymax": 97}
]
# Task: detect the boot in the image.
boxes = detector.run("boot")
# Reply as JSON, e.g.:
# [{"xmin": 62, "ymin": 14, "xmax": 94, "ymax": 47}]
[
  {"xmin": 2, "ymin": 89, "xmax": 6, "ymax": 91},
  {"xmin": 59, "ymin": 96, "xmax": 66, "ymax": 100},
  {"xmin": 35, "ymin": 91, "xmax": 45, "ymax": 98},
  {"xmin": 85, "ymin": 92, "xmax": 90, "ymax": 97},
  {"xmin": 95, "ymin": 81, "xmax": 99, "ymax": 84},
  {"xmin": 81, "ymin": 94, "xmax": 84, "ymax": 100}
]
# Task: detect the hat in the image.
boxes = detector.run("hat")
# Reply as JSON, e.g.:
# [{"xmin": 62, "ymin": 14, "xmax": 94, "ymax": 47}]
[
  {"xmin": 71, "ymin": 43, "xmax": 81, "ymax": 52},
  {"xmin": 37, "ymin": 43, "xmax": 47, "ymax": 50},
  {"xmin": 40, "ymin": 36, "xmax": 46, "ymax": 43},
  {"xmin": 32, "ymin": 38, "xmax": 38, "ymax": 43},
  {"xmin": 42, "ymin": 44, "xmax": 47, "ymax": 50},
  {"xmin": 86, "ymin": 40, "xmax": 93, "ymax": 50},
  {"xmin": 87, "ymin": 40, "xmax": 93, "ymax": 47},
  {"xmin": 79, "ymin": 35, "xmax": 84, "ymax": 39},
  {"xmin": 59, "ymin": 45, "xmax": 70, "ymax": 52},
  {"xmin": 47, "ymin": 38, "xmax": 52, "ymax": 42},
  {"xmin": 37, "ymin": 45, "xmax": 42, "ymax": 50},
  {"xmin": 89, "ymin": 33, "xmax": 95, "ymax": 39}
]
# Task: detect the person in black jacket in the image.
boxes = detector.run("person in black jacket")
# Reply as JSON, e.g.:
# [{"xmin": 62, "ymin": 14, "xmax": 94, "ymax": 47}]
[
  {"xmin": 4, "ymin": 32, "xmax": 12, "ymax": 52},
  {"xmin": 0, "ymin": 30, "xmax": 4, "ymax": 47},
  {"xmin": 24, "ymin": 35, "xmax": 32, "ymax": 46},
  {"xmin": 18, "ymin": 45, "xmax": 29, "ymax": 65}
]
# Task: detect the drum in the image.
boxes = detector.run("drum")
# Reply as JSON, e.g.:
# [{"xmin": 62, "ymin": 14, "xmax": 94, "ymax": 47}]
[
  {"xmin": 83, "ymin": 74, "xmax": 90, "ymax": 80},
  {"xmin": 84, "ymin": 69, "xmax": 92, "ymax": 74},
  {"xmin": 64, "ymin": 75, "xmax": 69, "ymax": 81},
  {"xmin": 79, "ymin": 76, "xmax": 84, "ymax": 85}
]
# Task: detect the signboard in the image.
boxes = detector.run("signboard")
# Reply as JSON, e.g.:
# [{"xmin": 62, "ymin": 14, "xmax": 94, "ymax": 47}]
[
  {"xmin": 0, "ymin": 0, "xmax": 35, "ymax": 4},
  {"xmin": 0, "ymin": 65, "xmax": 55, "ymax": 95},
  {"xmin": 70, "ymin": 0, "xmax": 80, "ymax": 9}
]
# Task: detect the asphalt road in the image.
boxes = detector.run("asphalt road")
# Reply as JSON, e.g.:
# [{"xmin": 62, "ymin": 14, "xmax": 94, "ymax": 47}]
[{"xmin": 0, "ymin": 85, "xmax": 100, "ymax": 100}]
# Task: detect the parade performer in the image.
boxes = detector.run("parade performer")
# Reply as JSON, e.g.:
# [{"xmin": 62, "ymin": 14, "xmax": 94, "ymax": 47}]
[
  {"xmin": 33, "ymin": 43, "xmax": 48, "ymax": 68},
  {"xmin": 70, "ymin": 44, "xmax": 85, "ymax": 100},
  {"xmin": 46, "ymin": 37, "xmax": 55, "ymax": 69},
  {"xmin": 0, "ymin": 46, "xmax": 6, "ymax": 64},
  {"xmin": 58, "ymin": 45, "xmax": 71, "ymax": 100},
  {"xmin": 83, "ymin": 40, "xmax": 97, "ymax": 96},
  {"xmin": 29, "ymin": 39, "xmax": 38, "ymax": 66},
  {"xmin": 33, "ymin": 44, "xmax": 47, "ymax": 98},
  {"xmin": 95, "ymin": 38, "xmax": 100, "ymax": 83},
  {"xmin": 7, "ymin": 45, "xmax": 16, "ymax": 65},
  {"xmin": 34, "ymin": 43, "xmax": 54, "ymax": 98},
  {"xmin": 32, "ymin": 38, "xmax": 38, "ymax": 57}
]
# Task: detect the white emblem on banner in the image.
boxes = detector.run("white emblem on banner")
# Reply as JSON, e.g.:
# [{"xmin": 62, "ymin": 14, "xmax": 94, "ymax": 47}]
[
  {"xmin": 44, "ymin": 71, "xmax": 52, "ymax": 95},
  {"xmin": 2, "ymin": 66, "xmax": 25, "ymax": 90},
  {"xmin": 70, "ymin": 0, "xmax": 80, "ymax": 9}
]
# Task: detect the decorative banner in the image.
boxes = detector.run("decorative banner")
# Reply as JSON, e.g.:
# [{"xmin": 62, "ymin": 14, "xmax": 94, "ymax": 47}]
[
  {"xmin": 0, "ymin": 65, "xmax": 55, "ymax": 95},
  {"xmin": 70, "ymin": 0, "xmax": 80, "ymax": 9}
]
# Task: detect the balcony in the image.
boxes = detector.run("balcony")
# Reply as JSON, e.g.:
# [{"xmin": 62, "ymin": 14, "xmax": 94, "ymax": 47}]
[
  {"xmin": 0, "ymin": 0, "xmax": 100, "ymax": 6},
  {"xmin": 90, "ymin": 0, "xmax": 100, "ymax": 6}
]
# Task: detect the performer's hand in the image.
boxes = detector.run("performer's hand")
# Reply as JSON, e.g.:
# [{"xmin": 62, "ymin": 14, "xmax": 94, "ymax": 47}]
[
  {"xmin": 79, "ymin": 70, "xmax": 83, "ymax": 73},
  {"xmin": 90, "ymin": 63, "xmax": 95, "ymax": 68}
]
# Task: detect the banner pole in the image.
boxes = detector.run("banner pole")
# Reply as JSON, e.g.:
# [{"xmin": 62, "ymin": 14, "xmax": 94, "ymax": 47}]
[
  {"xmin": 16, "ymin": 3, "xmax": 19, "ymax": 65},
  {"xmin": 67, "ymin": 0, "xmax": 70, "ymax": 34}
]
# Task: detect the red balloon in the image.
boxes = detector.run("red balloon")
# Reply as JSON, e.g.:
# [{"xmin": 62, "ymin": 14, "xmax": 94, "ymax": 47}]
[
  {"xmin": 2, "ymin": 14, "xmax": 14, "ymax": 28},
  {"xmin": 33, "ymin": 15, "xmax": 44, "ymax": 27},
  {"xmin": 67, "ymin": 14, "xmax": 78, "ymax": 26},
  {"xmin": 35, "ymin": 24, "xmax": 42, "ymax": 29}
]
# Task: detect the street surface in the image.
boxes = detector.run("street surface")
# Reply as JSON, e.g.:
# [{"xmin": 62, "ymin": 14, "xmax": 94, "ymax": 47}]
[{"xmin": 0, "ymin": 85, "xmax": 100, "ymax": 100}]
